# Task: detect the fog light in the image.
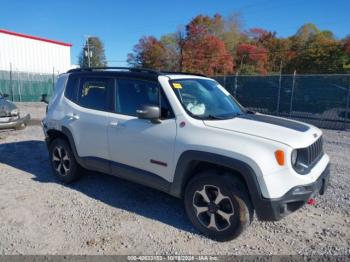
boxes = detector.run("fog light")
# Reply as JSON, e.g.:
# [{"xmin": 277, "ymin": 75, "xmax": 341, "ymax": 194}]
[{"xmin": 293, "ymin": 187, "xmax": 306, "ymax": 195}]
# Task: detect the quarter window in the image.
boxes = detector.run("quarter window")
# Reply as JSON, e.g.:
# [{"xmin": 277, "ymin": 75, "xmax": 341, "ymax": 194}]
[{"xmin": 64, "ymin": 76, "xmax": 78, "ymax": 102}]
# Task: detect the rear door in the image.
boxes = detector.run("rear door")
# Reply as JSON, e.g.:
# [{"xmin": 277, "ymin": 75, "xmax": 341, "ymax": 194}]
[
  {"xmin": 107, "ymin": 77, "xmax": 177, "ymax": 182},
  {"xmin": 65, "ymin": 75, "xmax": 114, "ymax": 166}
]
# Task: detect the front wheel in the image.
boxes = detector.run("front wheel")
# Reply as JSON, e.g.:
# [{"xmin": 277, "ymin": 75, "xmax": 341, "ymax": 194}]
[
  {"xmin": 48, "ymin": 138, "xmax": 82, "ymax": 183},
  {"xmin": 184, "ymin": 171, "xmax": 253, "ymax": 241}
]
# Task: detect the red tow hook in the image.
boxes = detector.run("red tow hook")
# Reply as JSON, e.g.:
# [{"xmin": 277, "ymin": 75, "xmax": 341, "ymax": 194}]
[{"xmin": 307, "ymin": 198, "xmax": 316, "ymax": 205}]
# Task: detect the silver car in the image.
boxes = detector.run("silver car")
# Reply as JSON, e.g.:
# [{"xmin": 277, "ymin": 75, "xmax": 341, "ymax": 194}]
[{"xmin": 0, "ymin": 93, "xmax": 30, "ymax": 130}]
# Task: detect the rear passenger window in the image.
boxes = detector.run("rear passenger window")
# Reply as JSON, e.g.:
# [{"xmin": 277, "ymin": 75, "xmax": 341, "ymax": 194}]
[
  {"xmin": 116, "ymin": 79, "xmax": 159, "ymax": 116},
  {"xmin": 78, "ymin": 77, "xmax": 113, "ymax": 111}
]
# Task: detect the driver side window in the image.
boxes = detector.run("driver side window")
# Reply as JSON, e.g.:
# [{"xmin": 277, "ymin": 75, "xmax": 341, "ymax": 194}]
[{"xmin": 115, "ymin": 78, "xmax": 174, "ymax": 119}]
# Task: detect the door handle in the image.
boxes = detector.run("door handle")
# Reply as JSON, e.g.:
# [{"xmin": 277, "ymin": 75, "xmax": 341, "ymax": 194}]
[
  {"xmin": 110, "ymin": 121, "xmax": 125, "ymax": 129},
  {"xmin": 67, "ymin": 113, "xmax": 79, "ymax": 120}
]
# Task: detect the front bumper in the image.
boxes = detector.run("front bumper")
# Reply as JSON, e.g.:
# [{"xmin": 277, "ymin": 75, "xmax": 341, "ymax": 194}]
[
  {"xmin": 255, "ymin": 163, "xmax": 330, "ymax": 221},
  {"xmin": 0, "ymin": 114, "xmax": 30, "ymax": 130}
]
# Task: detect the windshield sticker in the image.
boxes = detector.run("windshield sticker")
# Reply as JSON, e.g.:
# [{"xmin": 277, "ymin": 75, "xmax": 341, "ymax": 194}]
[{"xmin": 172, "ymin": 83, "xmax": 182, "ymax": 89}]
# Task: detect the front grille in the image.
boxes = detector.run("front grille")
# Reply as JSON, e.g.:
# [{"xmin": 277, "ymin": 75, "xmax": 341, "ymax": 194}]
[{"xmin": 296, "ymin": 136, "xmax": 324, "ymax": 171}]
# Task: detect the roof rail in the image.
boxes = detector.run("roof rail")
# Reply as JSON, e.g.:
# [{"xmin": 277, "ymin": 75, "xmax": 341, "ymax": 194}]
[
  {"xmin": 66, "ymin": 67, "xmax": 207, "ymax": 77},
  {"xmin": 66, "ymin": 67, "xmax": 160, "ymax": 74}
]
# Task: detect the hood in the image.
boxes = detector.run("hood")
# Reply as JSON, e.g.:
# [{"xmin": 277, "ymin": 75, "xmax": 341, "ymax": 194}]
[
  {"xmin": 0, "ymin": 98, "xmax": 18, "ymax": 117},
  {"xmin": 204, "ymin": 113, "xmax": 321, "ymax": 148}
]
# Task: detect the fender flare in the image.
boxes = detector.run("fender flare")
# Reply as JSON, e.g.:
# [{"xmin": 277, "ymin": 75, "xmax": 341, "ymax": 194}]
[
  {"xmin": 169, "ymin": 150, "xmax": 263, "ymax": 209},
  {"xmin": 60, "ymin": 126, "xmax": 85, "ymax": 167}
]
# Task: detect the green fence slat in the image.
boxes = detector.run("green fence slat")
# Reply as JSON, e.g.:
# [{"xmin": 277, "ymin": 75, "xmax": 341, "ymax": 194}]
[{"xmin": 0, "ymin": 70, "xmax": 55, "ymax": 102}]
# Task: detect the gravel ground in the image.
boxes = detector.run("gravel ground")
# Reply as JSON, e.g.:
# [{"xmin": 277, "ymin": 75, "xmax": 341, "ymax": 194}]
[{"xmin": 0, "ymin": 103, "xmax": 349, "ymax": 255}]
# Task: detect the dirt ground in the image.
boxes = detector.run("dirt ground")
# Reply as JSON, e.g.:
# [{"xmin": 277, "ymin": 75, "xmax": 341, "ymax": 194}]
[{"xmin": 0, "ymin": 103, "xmax": 349, "ymax": 255}]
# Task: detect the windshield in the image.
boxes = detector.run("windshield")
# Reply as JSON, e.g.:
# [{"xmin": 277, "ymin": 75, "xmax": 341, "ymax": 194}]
[{"xmin": 170, "ymin": 79, "xmax": 244, "ymax": 120}]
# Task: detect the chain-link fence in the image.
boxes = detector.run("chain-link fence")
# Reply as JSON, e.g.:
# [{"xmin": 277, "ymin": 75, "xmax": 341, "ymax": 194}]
[
  {"xmin": 214, "ymin": 74, "xmax": 350, "ymax": 130},
  {"xmin": 0, "ymin": 69, "xmax": 56, "ymax": 102},
  {"xmin": 0, "ymin": 69, "xmax": 349, "ymax": 130}
]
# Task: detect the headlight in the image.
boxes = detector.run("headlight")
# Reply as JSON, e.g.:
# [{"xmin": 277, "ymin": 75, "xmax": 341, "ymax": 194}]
[
  {"xmin": 10, "ymin": 109, "xmax": 19, "ymax": 116},
  {"xmin": 291, "ymin": 150, "xmax": 298, "ymax": 166}
]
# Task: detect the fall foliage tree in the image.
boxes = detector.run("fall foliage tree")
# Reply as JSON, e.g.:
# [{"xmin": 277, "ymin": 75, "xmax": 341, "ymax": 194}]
[
  {"xmin": 245, "ymin": 28, "xmax": 291, "ymax": 73},
  {"xmin": 182, "ymin": 34, "xmax": 234, "ymax": 75},
  {"xmin": 126, "ymin": 15, "xmax": 349, "ymax": 75},
  {"xmin": 182, "ymin": 15, "xmax": 234, "ymax": 75},
  {"xmin": 236, "ymin": 43, "xmax": 268, "ymax": 74},
  {"xmin": 127, "ymin": 36, "xmax": 166, "ymax": 69},
  {"xmin": 344, "ymin": 36, "xmax": 350, "ymax": 54}
]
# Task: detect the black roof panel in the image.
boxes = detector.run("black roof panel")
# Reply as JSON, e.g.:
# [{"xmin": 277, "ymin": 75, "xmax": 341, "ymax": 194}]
[{"xmin": 67, "ymin": 67, "xmax": 206, "ymax": 79}]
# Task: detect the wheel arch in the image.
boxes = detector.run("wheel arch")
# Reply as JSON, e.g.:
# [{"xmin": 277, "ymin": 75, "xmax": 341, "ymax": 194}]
[
  {"xmin": 169, "ymin": 150, "xmax": 263, "ymax": 210},
  {"xmin": 46, "ymin": 126, "xmax": 83, "ymax": 167}
]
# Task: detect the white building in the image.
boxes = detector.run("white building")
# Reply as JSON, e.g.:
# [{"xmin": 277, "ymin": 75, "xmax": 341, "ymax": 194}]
[{"xmin": 0, "ymin": 29, "xmax": 72, "ymax": 74}]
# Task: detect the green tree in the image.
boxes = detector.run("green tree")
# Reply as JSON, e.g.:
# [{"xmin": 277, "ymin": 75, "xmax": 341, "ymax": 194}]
[
  {"xmin": 221, "ymin": 12, "xmax": 243, "ymax": 55},
  {"xmin": 343, "ymin": 36, "xmax": 350, "ymax": 72},
  {"xmin": 79, "ymin": 37, "xmax": 107, "ymax": 68},
  {"xmin": 286, "ymin": 34, "xmax": 345, "ymax": 73},
  {"xmin": 160, "ymin": 32, "xmax": 183, "ymax": 71},
  {"xmin": 294, "ymin": 23, "xmax": 320, "ymax": 43},
  {"xmin": 285, "ymin": 25, "xmax": 346, "ymax": 73}
]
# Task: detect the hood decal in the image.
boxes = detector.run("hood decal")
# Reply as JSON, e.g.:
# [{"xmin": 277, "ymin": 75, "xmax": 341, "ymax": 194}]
[{"xmin": 237, "ymin": 114, "xmax": 310, "ymax": 132}]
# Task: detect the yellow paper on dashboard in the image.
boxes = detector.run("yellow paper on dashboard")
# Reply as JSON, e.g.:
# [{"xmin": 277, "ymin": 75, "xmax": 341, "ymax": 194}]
[{"xmin": 172, "ymin": 83, "xmax": 182, "ymax": 89}]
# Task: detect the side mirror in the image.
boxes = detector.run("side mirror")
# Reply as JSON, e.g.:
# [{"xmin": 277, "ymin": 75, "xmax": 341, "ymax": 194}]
[
  {"xmin": 137, "ymin": 105, "xmax": 161, "ymax": 123},
  {"xmin": 41, "ymin": 94, "xmax": 49, "ymax": 104},
  {"xmin": 2, "ymin": 93, "xmax": 9, "ymax": 98}
]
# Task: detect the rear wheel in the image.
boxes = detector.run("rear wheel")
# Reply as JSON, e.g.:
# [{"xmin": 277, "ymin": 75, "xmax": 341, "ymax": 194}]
[
  {"xmin": 184, "ymin": 171, "xmax": 253, "ymax": 241},
  {"xmin": 48, "ymin": 138, "xmax": 82, "ymax": 183}
]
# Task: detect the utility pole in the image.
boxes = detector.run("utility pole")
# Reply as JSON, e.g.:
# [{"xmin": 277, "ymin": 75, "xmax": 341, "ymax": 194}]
[
  {"xmin": 234, "ymin": 71, "xmax": 238, "ymax": 98},
  {"xmin": 84, "ymin": 36, "xmax": 92, "ymax": 68},
  {"xmin": 345, "ymin": 75, "xmax": 350, "ymax": 130},
  {"xmin": 9, "ymin": 63, "xmax": 13, "ymax": 101},
  {"xmin": 289, "ymin": 70, "xmax": 297, "ymax": 117},
  {"xmin": 234, "ymin": 55, "xmax": 245, "ymax": 98},
  {"xmin": 276, "ymin": 60, "xmax": 283, "ymax": 114},
  {"xmin": 177, "ymin": 31, "xmax": 184, "ymax": 71}
]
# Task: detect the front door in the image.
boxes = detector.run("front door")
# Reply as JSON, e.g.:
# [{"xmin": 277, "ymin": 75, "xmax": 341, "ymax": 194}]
[{"xmin": 107, "ymin": 78, "xmax": 177, "ymax": 182}]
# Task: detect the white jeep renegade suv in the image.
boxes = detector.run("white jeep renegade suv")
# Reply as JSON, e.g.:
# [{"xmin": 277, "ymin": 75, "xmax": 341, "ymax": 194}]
[{"xmin": 42, "ymin": 67, "xmax": 330, "ymax": 241}]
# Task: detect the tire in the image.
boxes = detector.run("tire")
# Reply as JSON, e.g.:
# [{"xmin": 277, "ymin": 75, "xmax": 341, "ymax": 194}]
[
  {"xmin": 184, "ymin": 171, "xmax": 254, "ymax": 241},
  {"xmin": 48, "ymin": 138, "xmax": 82, "ymax": 183}
]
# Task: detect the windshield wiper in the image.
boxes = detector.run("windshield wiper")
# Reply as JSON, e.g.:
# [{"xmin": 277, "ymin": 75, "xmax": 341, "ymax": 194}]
[
  {"xmin": 206, "ymin": 115, "xmax": 226, "ymax": 120},
  {"xmin": 205, "ymin": 114, "xmax": 241, "ymax": 120},
  {"xmin": 245, "ymin": 110, "xmax": 256, "ymax": 114}
]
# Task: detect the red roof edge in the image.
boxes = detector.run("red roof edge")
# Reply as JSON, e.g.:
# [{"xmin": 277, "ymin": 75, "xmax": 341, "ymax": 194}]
[{"xmin": 0, "ymin": 29, "xmax": 72, "ymax": 47}]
